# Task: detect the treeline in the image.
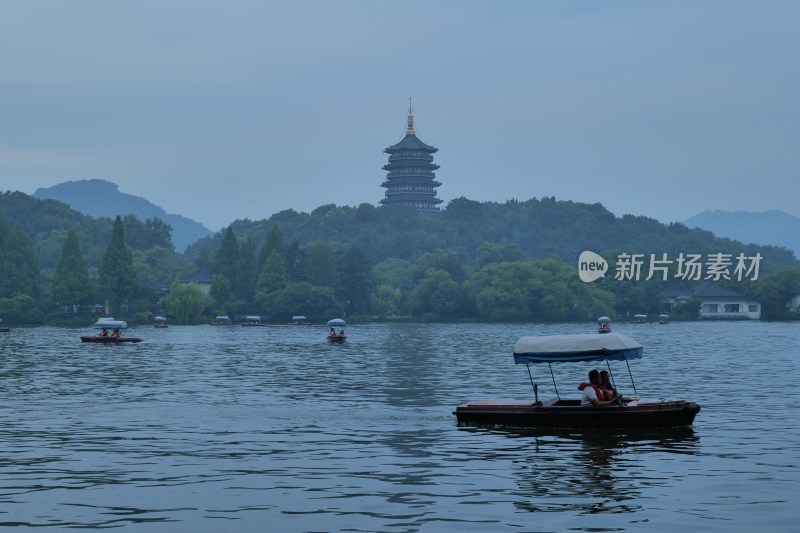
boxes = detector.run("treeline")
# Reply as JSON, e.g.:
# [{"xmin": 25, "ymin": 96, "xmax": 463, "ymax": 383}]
[{"xmin": 1, "ymin": 191, "xmax": 799, "ymax": 324}]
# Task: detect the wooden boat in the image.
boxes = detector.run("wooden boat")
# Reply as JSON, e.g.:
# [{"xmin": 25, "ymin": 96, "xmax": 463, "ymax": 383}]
[
  {"xmin": 241, "ymin": 315, "xmax": 267, "ymax": 326},
  {"xmin": 81, "ymin": 335, "xmax": 143, "ymax": 343},
  {"xmin": 81, "ymin": 318, "xmax": 143, "ymax": 343},
  {"xmin": 327, "ymin": 318, "xmax": 347, "ymax": 342},
  {"xmin": 154, "ymin": 316, "xmax": 168, "ymax": 328},
  {"xmin": 659, "ymin": 314, "xmax": 669, "ymax": 324},
  {"xmin": 454, "ymin": 333, "xmax": 700, "ymax": 429},
  {"xmin": 596, "ymin": 316, "xmax": 611, "ymax": 334},
  {"xmin": 292, "ymin": 315, "xmax": 310, "ymax": 325},
  {"xmin": 631, "ymin": 314, "xmax": 648, "ymax": 324},
  {"xmin": 210, "ymin": 315, "xmax": 233, "ymax": 326},
  {"xmin": 0, "ymin": 319, "xmax": 8, "ymax": 332}
]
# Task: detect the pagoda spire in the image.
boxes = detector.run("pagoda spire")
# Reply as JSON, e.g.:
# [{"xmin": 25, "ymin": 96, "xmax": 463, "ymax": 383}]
[{"xmin": 406, "ymin": 97, "xmax": 415, "ymax": 135}]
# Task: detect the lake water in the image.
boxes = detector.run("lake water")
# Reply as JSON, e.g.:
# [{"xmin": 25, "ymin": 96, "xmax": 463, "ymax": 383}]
[{"xmin": 0, "ymin": 321, "xmax": 797, "ymax": 532}]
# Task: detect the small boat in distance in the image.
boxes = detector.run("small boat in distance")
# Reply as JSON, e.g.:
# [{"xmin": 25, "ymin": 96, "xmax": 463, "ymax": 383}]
[
  {"xmin": 154, "ymin": 316, "xmax": 168, "ymax": 328},
  {"xmin": 327, "ymin": 318, "xmax": 347, "ymax": 342},
  {"xmin": 454, "ymin": 333, "xmax": 700, "ymax": 429},
  {"xmin": 659, "ymin": 314, "xmax": 670, "ymax": 324},
  {"xmin": 0, "ymin": 319, "xmax": 8, "ymax": 333},
  {"xmin": 81, "ymin": 318, "xmax": 143, "ymax": 343},
  {"xmin": 211, "ymin": 315, "xmax": 233, "ymax": 326},
  {"xmin": 292, "ymin": 315, "xmax": 310, "ymax": 325},
  {"xmin": 597, "ymin": 316, "xmax": 611, "ymax": 334},
  {"xmin": 241, "ymin": 315, "xmax": 267, "ymax": 326},
  {"xmin": 631, "ymin": 314, "xmax": 648, "ymax": 324}
]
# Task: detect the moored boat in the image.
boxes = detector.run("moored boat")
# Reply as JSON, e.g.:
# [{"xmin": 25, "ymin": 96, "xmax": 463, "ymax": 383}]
[
  {"xmin": 0, "ymin": 318, "xmax": 8, "ymax": 333},
  {"xmin": 81, "ymin": 318, "xmax": 143, "ymax": 343},
  {"xmin": 659, "ymin": 314, "xmax": 669, "ymax": 324},
  {"xmin": 631, "ymin": 314, "xmax": 648, "ymax": 324},
  {"xmin": 154, "ymin": 316, "xmax": 168, "ymax": 328},
  {"xmin": 211, "ymin": 315, "xmax": 233, "ymax": 326},
  {"xmin": 454, "ymin": 333, "xmax": 700, "ymax": 429},
  {"xmin": 327, "ymin": 318, "xmax": 347, "ymax": 342},
  {"xmin": 241, "ymin": 315, "xmax": 267, "ymax": 326},
  {"xmin": 292, "ymin": 315, "xmax": 310, "ymax": 325}
]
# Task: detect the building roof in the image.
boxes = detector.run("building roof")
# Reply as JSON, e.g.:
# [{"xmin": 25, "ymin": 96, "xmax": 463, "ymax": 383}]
[
  {"xmin": 384, "ymin": 133, "xmax": 437, "ymax": 153},
  {"xmin": 181, "ymin": 270, "xmax": 214, "ymax": 284}
]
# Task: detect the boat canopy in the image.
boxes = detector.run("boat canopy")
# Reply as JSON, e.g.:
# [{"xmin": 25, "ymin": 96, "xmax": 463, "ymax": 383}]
[
  {"xmin": 154, "ymin": 316, "xmax": 166, "ymax": 322},
  {"xmin": 215, "ymin": 315, "xmax": 230, "ymax": 321},
  {"xmin": 244, "ymin": 315, "xmax": 261, "ymax": 321},
  {"xmin": 597, "ymin": 316, "xmax": 611, "ymax": 323},
  {"xmin": 94, "ymin": 318, "xmax": 128, "ymax": 329},
  {"xmin": 634, "ymin": 314, "xmax": 647, "ymax": 319},
  {"xmin": 513, "ymin": 333, "xmax": 643, "ymax": 364},
  {"xmin": 659, "ymin": 314, "xmax": 669, "ymax": 319},
  {"xmin": 327, "ymin": 318, "xmax": 346, "ymax": 327},
  {"xmin": 292, "ymin": 315, "xmax": 307, "ymax": 321}
]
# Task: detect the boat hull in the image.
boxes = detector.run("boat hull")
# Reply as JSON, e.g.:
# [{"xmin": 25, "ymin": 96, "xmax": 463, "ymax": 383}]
[
  {"xmin": 453, "ymin": 399, "xmax": 700, "ymax": 429},
  {"xmin": 81, "ymin": 336, "xmax": 143, "ymax": 343},
  {"xmin": 327, "ymin": 335, "xmax": 347, "ymax": 343}
]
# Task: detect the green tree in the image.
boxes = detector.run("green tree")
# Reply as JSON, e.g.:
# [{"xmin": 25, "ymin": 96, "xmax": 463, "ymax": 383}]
[
  {"xmin": 408, "ymin": 268, "xmax": 465, "ymax": 319},
  {"xmin": 754, "ymin": 268, "xmax": 800, "ymax": 320},
  {"xmin": 269, "ymin": 282, "xmax": 342, "ymax": 322},
  {"xmin": 258, "ymin": 226, "xmax": 286, "ymax": 271},
  {"xmin": 238, "ymin": 237, "xmax": 258, "ymax": 304},
  {"xmin": 162, "ymin": 281, "xmax": 205, "ymax": 324},
  {"xmin": 0, "ymin": 214, "xmax": 41, "ymax": 299},
  {"xmin": 255, "ymin": 250, "xmax": 290, "ymax": 312},
  {"xmin": 98, "ymin": 216, "xmax": 138, "ymax": 315},
  {"xmin": 338, "ymin": 245, "xmax": 373, "ymax": 316},
  {"xmin": 50, "ymin": 229, "xmax": 94, "ymax": 311},
  {"xmin": 475, "ymin": 242, "xmax": 527, "ymax": 268},
  {"xmin": 303, "ymin": 241, "xmax": 337, "ymax": 288},
  {"xmin": 213, "ymin": 226, "xmax": 241, "ymax": 296}
]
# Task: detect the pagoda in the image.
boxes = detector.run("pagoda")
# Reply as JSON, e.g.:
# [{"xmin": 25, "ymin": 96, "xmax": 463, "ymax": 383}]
[{"xmin": 380, "ymin": 100, "xmax": 442, "ymax": 212}]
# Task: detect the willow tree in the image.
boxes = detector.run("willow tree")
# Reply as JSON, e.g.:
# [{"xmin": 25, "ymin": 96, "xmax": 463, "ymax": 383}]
[
  {"xmin": 163, "ymin": 281, "xmax": 205, "ymax": 324},
  {"xmin": 51, "ymin": 229, "xmax": 93, "ymax": 311},
  {"xmin": 98, "ymin": 216, "xmax": 137, "ymax": 315}
]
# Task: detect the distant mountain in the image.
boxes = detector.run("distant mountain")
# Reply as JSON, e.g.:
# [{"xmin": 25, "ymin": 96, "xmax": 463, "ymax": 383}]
[
  {"xmin": 682, "ymin": 210, "xmax": 800, "ymax": 259},
  {"xmin": 33, "ymin": 179, "xmax": 213, "ymax": 252}
]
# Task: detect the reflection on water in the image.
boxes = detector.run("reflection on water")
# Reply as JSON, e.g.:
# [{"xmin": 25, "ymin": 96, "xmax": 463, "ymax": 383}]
[{"xmin": 0, "ymin": 322, "xmax": 798, "ymax": 531}]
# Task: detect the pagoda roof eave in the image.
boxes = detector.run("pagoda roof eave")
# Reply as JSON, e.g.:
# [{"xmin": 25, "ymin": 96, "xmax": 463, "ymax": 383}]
[{"xmin": 384, "ymin": 134, "xmax": 438, "ymax": 152}]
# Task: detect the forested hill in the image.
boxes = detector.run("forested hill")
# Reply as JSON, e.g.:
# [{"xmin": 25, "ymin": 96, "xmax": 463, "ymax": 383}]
[
  {"xmin": 0, "ymin": 190, "xmax": 178, "ymax": 272},
  {"xmin": 186, "ymin": 197, "xmax": 799, "ymax": 274},
  {"xmin": 33, "ymin": 179, "xmax": 213, "ymax": 252}
]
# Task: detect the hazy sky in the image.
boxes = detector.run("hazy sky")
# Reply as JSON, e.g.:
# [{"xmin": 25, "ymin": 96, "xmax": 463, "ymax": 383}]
[{"xmin": 2, "ymin": 1, "xmax": 798, "ymax": 231}]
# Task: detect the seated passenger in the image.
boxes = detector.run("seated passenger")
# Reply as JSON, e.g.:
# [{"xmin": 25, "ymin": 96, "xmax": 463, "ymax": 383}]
[
  {"xmin": 99, "ymin": 328, "xmax": 109, "ymax": 337},
  {"xmin": 339, "ymin": 329, "xmax": 345, "ymax": 336},
  {"xmin": 578, "ymin": 369, "xmax": 615, "ymax": 406},
  {"xmin": 112, "ymin": 328, "xmax": 121, "ymax": 338},
  {"xmin": 599, "ymin": 370, "xmax": 617, "ymax": 401},
  {"xmin": 330, "ymin": 327, "xmax": 336, "ymax": 336}
]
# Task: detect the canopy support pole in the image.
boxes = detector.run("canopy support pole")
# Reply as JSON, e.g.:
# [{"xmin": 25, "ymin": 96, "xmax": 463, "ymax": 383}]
[
  {"xmin": 526, "ymin": 364, "xmax": 540, "ymax": 405},
  {"xmin": 548, "ymin": 362, "xmax": 560, "ymax": 400},
  {"xmin": 625, "ymin": 359, "xmax": 639, "ymax": 397}
]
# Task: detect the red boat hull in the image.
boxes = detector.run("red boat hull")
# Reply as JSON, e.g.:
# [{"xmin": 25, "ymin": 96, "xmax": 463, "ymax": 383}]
[
  {"xmin": 454, "ymin": 399, "xmax": 700, "ymax": 429},
  {"xmin": 81, "ymin": 336, "xmax": 143, "ymax": 343}
]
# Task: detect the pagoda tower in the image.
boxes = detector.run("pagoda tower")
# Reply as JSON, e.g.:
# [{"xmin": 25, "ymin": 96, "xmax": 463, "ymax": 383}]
[{"xmin": 380, "ymin": 100, "xmax": 442, "ymax": 212}]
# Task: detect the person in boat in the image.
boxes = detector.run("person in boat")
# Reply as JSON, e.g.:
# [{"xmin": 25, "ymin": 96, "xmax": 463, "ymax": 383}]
[
  {"xmin": 99, "ymin": 328, "xmax": 109, "ymax": 337},
  {"xmin": 339, "ymin": 329, "xmax": 345, "ymax": 337},
  {"xmin": 330, "ymin": 327, "xmax": 336, "ymax": 336},
  {"xmin": 600, "ymin": 370, "xmax": 636, "ymax": 404},
  {"xmin": 599, "ymin": 370, "xmax": 617, "ymax": 401},
  {"xmin": 578, "ymin": 369, "xmax": 615, "ymax": 406},
  {"xmin": 112, "ymin": 328, "xmax": 121, "ymax": 338}
]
